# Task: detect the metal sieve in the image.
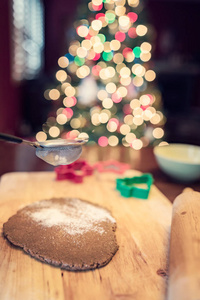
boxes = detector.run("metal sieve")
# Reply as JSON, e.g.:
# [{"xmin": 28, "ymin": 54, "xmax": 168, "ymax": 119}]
[{"xmin": 0, "ymin": 133, "xmax": 87, "ymax": 166}]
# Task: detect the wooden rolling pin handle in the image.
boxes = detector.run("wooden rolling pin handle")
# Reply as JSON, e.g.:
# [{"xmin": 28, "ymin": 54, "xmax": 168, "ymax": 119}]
[{"xmin": 167, "ymin": 190, "xmax": 200, "ymax": 300}]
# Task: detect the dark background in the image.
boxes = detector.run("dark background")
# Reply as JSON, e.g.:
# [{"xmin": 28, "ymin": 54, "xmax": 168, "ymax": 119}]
[{"xmin": 1, "ymin": 0, "xmax": 200, "ymax": 144}]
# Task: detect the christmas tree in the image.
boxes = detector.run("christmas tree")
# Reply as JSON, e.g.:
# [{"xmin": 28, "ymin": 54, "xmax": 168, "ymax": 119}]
[{"xmin": 36, "ymin": 0, "xmax": 165, "ymax": 150}]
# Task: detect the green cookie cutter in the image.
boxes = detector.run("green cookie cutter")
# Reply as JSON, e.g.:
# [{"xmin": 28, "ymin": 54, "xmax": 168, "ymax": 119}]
[{"xmin": 116, "ymin": 173, "xmax": 153, "ymax": 199}]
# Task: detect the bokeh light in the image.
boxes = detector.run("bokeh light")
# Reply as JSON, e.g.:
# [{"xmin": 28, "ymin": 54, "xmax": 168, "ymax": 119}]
[
  {"xmin": 56, "ymin": 70, "xmax": 67, "ymax": 82},
  {"xmin": 133, "ymin": 46, "xmax": 141, "ymax": 58},
  {"xmin": 113, "ymin": 53, "xmax": 124, "ymax": 64},
  {"xmin": 128, "ymin": 0, "xmax": 139, "ymax": 8},
  {"xmin": 97, "ymin": 89, "xmax": 108, "ymax": 100},
  {"xmin": 127, "ymin": 12, "xmax": 138, "ymax": 23},
  {"xmin": 63, "ymin": 107, "xmax": 73, "ymax": 119},
  {"xmin": 64, "ymin": 86, "xmax": 76, "ymax": 97},
  {"xmin": 107, "ymin": 118, "xmax": 119, "ymax": 132},
  {"xmin": 125, "ymin": 132, "xmax": 136, "ymax": 143},
  {"xmin": 56, "ymin": 114, "xmax": 68, "ymax": 125},
  {"xmin": 108, "ymin": 135, "xmax": 119, "ymax": 146},
  {"xmin": 140, "ymin": 52, "xmax": 151, "ymax": 62},
  {"xmin": 153, "ymin": 128, "xmax": 164, "ymax": 139},
  {"xmin": 63, "ymin": 96, "xmax": 77, "ymax": 107},
  {"xmin": 70, "ymin": 118, "xmax": 81, "ymax": 129},
  {"xmin": 141, "ymin": 42, "xmax": 152, "ymax": 53},
  {"xmin": 77, "ymin": 25, "xmax": 89, "ymax": 37},
  {"xmin": 128, "ymin": 27, "xmax": 137, "ymax": 38},
  {"xmin": 36, "ymin": 131, "xmax": 47, "ymax": 142},
  {"xmin": 115, "ymin": 5, "xmax": 125, "ymax": 15},
  {"xmin": 49, "ymin": 126, "xmax": 60, "ymax": 138},
  {"xmin": 105, "ymin": 11, "xmax": 116, "ymax": 24},
  {"xmin": 136, "ymin": 25, "xmax": 148, "ymax": 36},
  {"xmin": 91, "ymin": 19, "xmax": 102, "ymax": 31},
  {"xmin": 102, "ymin": 51, "xmax": 113, "ymax": 61},
  {"xmin": 78, "ymin": 132, "xmax": 89, "ymax": 140},
  {"xmin": 119, "ymin": 16, "xmax": 130, "ymax": 28},
  {"xmin": 110, "ymin": 39, "xmax": 121, "ymax": 51},
  {"xmin": 99, "ymin": 112, "xmax": 109, "ymax": 123},
  {"xmin": 106, "ymin": 82, "xmax": 116, "ymax": 93},
  {"xmin": 102, "ymin": 97, "xmax": 113, "ymax": 109},
  {"xmin": 115, "ymin": 31, "xmax": 126, "ymax": 42},
  {"xmin": 58, "ymin": 56, "xmax": 69, "ymax": 68},
  {"xmin": 98, "ymin": 136, "xmax": 109, "ymax": 147},
  {"xmin": 39, "ymin": 0, "xmax": 164, "ymax": 148},
  {"xmin": 120, "ymin": 124, "xmax": 131, "ymax": 135},
  {"xmin": 131, "ymin": 139, "xmax": 143, "ymax": 150},
  {"xmin": 49, "ymin": 89, "xmax": 60, "ymax": 100},
  {"xmin": 145, "ymin": 70, "xmax": 156, "ymax": 82},
  {"xmin": 112, "ymin": 92, "xmax": 122, "ymax": 103}
]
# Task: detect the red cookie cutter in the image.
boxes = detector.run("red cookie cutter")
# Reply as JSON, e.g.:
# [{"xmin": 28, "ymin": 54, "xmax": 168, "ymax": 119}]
[
  {"xmin": 93, "ymin": 160, "xmax": 130, "ymax": 174},
  {"xmin": 55, "ymin": 160, "xmax": 93, "ymax": 183}
]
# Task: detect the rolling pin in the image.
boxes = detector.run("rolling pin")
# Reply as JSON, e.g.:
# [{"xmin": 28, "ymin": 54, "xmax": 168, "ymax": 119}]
[{"xmin": 167, "ymin": 190, "xmax": 200, "ymax": 300}]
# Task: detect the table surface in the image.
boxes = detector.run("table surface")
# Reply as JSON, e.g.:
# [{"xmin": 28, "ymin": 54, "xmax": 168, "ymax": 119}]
[{"xmin": 0, "ymin": 142, "xmax": 199, "ymax": 203}]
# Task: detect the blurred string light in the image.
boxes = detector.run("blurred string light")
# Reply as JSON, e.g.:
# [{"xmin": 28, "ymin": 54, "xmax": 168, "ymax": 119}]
[{"xmin": 38, "ymin": 0, "xmax": 165, "ymax": 148}]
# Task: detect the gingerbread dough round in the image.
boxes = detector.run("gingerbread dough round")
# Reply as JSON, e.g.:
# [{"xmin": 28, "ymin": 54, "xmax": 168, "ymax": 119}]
[{"xmin": 3, "ymin": 198, "xmax": 118, "ymax": 271}]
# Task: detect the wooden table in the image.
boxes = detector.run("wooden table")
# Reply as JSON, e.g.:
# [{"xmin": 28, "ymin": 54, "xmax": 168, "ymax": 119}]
[
  {"xmin": 0, "ymin": 142, "xmax": 199, "ymax": 203},
  {"xmin": 0, "ymin": 142, "xmax": 200, "ymax": 299}
]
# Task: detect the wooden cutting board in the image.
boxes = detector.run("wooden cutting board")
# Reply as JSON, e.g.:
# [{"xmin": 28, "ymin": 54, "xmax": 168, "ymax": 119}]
[{"xmin": 0, "ymin": 171, "xmax": 172, "ymax": 300}]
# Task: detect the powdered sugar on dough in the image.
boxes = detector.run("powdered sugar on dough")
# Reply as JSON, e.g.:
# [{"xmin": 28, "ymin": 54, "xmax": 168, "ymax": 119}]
[{"xmin": 27, "ymin": 198, "xmax": 116, "ymax": 235}]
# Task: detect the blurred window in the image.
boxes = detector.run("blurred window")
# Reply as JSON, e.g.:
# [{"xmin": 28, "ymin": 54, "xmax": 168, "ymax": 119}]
[{"xmin": 12, "ymin": 0, "xmax": 44, "ymax": 80}]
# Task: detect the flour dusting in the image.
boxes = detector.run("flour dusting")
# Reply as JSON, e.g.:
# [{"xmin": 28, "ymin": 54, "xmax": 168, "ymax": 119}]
[{"xmin": 26, "ymin": 198, "xmax": 115, "ymax": 235}]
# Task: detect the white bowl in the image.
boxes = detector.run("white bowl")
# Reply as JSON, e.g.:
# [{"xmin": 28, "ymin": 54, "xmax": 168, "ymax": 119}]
[{"xmin": 153, "ymin": 143, "xmax": 200, "ymax": 182}]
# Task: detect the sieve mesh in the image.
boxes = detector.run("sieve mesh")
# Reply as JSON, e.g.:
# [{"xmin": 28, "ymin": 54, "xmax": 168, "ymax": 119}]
[{"xmin": 36, "ymin": 145, "xmax": 82, "ymax": 166}]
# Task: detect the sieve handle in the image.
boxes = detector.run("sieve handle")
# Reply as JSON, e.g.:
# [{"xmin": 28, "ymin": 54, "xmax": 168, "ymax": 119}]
[{"xmin": 0, "ymin": 133, "xmax": 23, "ymax": 144}]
